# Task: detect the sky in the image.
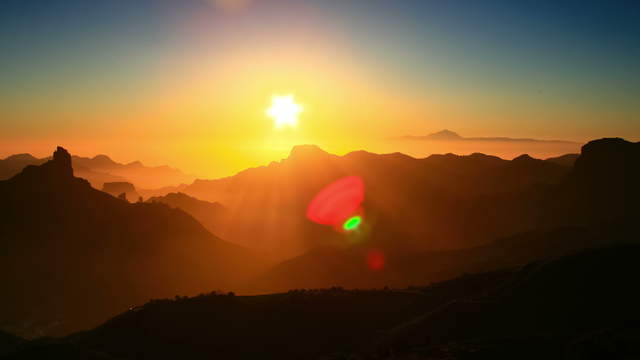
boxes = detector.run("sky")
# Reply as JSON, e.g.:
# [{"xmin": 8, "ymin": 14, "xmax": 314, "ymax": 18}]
[{"xmin": 1, "ymin": 0, "xmax": 639, "ymax": 177}]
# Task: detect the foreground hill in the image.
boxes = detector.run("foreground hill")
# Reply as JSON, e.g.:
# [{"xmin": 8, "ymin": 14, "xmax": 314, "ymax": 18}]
[
  {"xmin": 0, "ymin": 148, "xmax": 265, "ymax": 337},
  {"xmin": 6, "ymin": 246, "xmax": 640, "ymax": 359}
]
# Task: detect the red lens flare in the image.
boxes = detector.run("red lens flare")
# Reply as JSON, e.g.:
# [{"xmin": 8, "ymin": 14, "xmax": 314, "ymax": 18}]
[
  {"xmin": 366, "ymin": 250, "xmax": 385, "ymax": 271},
  {"xmin": 306, "ymin": 176, "xmax": 364, "ymax": 227}
]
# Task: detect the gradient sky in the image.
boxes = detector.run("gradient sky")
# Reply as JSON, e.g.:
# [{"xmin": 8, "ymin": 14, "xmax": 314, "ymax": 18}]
[{"xmin": 1, "ymin": 0, "xmax": 639, "ymax": 177}]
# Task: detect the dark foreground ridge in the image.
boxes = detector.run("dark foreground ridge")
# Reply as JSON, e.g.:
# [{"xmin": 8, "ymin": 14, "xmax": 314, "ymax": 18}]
[{"xmin": 4, "ymin": 245, "xmax": 640, "ymax": 359}]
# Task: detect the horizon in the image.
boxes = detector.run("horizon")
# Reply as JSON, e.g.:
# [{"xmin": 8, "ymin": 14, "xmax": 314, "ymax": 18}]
[
  {"xmin": 2, "ymin": 0, "xmax": 639, "ymax": 177},
  {"xmin": 0, "ymin": 133, "xmax": 592, "ymax": 181},
  {"xmin": 3, "ymin": 2, "xmax": 640, "ymax": 355}
]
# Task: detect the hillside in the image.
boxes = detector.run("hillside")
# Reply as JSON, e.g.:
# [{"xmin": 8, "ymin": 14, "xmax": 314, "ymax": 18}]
[
  {"xmin": 178, "ymin": 145, "xmax": 573, "ymax": 259},
  {"xmin": 5, "ymin": 246, "xmax": 640, "ymax": 359},
  {"xmin": 146, "ymin": 192, "xmax": 226, "ymax": 234},
  {"xmin": 0, "ymin": 147, "xmax": 266, "ymax": 337},
  {"xmin": 250, "ymin": 138, "xmax": 639, "ymax": 291}
]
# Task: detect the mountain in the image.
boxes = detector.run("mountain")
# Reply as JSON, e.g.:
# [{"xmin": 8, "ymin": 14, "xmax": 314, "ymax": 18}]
[
  {"xmin": 101, "ymin": 181, "xmax": 140, "ymax": 202},
  {"xmin": 378, "ymin": 245, "xmax": 640, "ymax": 359},
  {"xmin": 146, "ymin": 192, "xmax": 227, "ymax": 234},
  {"xmin": 398, "ymin": 130, "xmax": 582, "ymax": 159},
  {"xmin": 404, "ymin": 129, "xmax": 578, "ymax": 144},
  {"xmin": 415, "ymin": 129, "xmax": 463, "ymax": 141},
  {"xmin": 0, "ymin": 153, "xmax": 193, "ymax": 189},
  {"xmin": 0, "ymin": 154, "xmax": 46, "ymax": 179},
  {"xmin": 0, "ymin": 147, "xmax": 266, "ymax": 337},
  {"xmin": 249, "ymin": 138, "xmax": 639, "ymax": 291},
  {"xmin": 544, "ymin": 153, "xmax": 579, "ymax": 167},
  {"xmin": 252, "ymin": 224, "xmax": 636, "ymax": 292},
  {"xmin": 177, "ymin": 144, "xmax": 572, "ymax": 259},
  {"xmin": 7, "ymin": 245, "xmax": 640, "ymax": 359},
  {"xmin": 72, "ymin": 155, "xmax": 194, "ymax": 189}
]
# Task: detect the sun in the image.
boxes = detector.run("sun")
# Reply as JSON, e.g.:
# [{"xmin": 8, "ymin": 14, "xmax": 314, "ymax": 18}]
[{"xmin": 266, "ymin": 94, "xmax": 303, "ymax": 129}]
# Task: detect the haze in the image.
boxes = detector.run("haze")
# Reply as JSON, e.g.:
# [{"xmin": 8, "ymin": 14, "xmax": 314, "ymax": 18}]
[{"xmin": 2, "ymin": 0, "xmax": 639, "ymax": 177}]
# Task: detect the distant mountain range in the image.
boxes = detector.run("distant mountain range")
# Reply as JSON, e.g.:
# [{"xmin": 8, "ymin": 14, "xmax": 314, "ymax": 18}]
[
  {"xmin": 247, "ymin": 137, "xmax": 639, "ymax": 291},
  {"xmin": 176, "ymin": 143, "xmax": 578, "ymax": 259},
  {"xmin": 0, "ymin": 148, "xmax": 265, "ymax": 337},
  {"xmin": 403, "ymin": 129, "xmax": 580, "ymax": 144},
  {"xmin": 1, "ymin": 137, "xmax": 638, "ymax": 341},
  {"xmin": 0, "ymin": 153, "xmax": 193, "ymax": 189}
]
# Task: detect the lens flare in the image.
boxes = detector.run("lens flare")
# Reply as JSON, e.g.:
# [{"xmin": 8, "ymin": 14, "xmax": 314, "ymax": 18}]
[
  {"xmin": 343, "ymin": 216, "xmax": 362, "ymax": 231},
  {"xmin": 306, "ymin": 176, "xmax": 365, "ymax": 227},
  {"xmin": 366, "ymin": 250, "xmax": 385, "ymax": 271}
]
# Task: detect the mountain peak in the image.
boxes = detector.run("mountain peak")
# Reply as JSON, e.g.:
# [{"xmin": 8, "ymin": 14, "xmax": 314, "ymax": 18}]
[
  {"xmin": 513, "ymin": 154, "xmax": 535, "ymax": 162},
  {"xmin": 54, "ymin": 146, "xmax": 71, "ymax": 165},
  {"xmin": 4, "ymin": 153, "xmax": 38, "ymax": 162},
  {"xmin": 426, "ymin": 129, "xmax": 462, "ymax": 140},
  {"xmin": 7, "ymin": 146, "xmax": 74, "ymax": 183},
  {"xmin": 288, "ymin": 144, "xmax": 329, "ymax": 160},
  {"xmin": 47, "ymin": 146, "xmax": 73, "ymax": 178},
  {"xmin": 92, "ymin": 154, "xmax": 113, "ymax": 162}
]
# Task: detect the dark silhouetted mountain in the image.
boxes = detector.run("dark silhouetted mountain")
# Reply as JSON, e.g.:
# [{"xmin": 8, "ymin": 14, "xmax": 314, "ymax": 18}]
[
  {"xmin": 0, "ymin": 147, "xmax": 266, "ymax": 338},
  {"xmin": 572, "ymin": 137, "xmax": 640, "ymax": 194},
  {"xmin": 252, "ymin": 224, "xmax": 637, "ymax": 292},
  {"xmin": 379, "ymin": 246, "xmax": 640, "ymax": 359},
  {"xmin": 179, "ymin": 144, "xmax": 572, "ymax": 259},
  {"xmin": 249, "ymin": 137, "xmax": 638, "ymax": 294},
  {"xmin": 146, "ymin": 192, "xmax": 226, "ymax": 234},
  {"xmin": 101, "ymin": 182, "xmax": 140, "ymax": 202},
  {"xmin": 0, "ymin": 152, "xmax": 193, "ymax": 189},
  {"xmin": 544, "ymin": 138, "xmax": 640, "ymax": 226},
  {"xmin": 545, "ymin": 153, "xmax": 579, "ymax": 167},
  {"xmin": 0, "ymin": 154, "xmax": 46, "ymax": 179},
  {"xmin": 8, "ymin": 246, "xmax": 640, "ymax": 359}
]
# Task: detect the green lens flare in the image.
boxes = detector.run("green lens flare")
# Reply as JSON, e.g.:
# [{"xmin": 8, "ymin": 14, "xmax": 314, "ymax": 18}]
[{"xmin": 343, "ymin": 216, "xmax": 362, "ymax": 231}]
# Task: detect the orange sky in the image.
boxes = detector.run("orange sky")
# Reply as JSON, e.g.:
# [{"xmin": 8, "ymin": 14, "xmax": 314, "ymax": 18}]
[{"xmin": 1, "ymin": 1, "xmax": 638, "ymax": 178}]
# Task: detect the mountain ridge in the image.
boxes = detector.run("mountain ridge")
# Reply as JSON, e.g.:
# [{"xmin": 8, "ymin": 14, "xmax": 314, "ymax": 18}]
[{"xmin": 0, "ymin": 147, "xmax": 266, "ymax": 337}]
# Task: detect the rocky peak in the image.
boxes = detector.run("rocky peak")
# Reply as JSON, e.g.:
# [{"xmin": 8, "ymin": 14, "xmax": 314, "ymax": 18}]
[
  {"xmin": 288, "ymin": 144, "xmax": 329, "ymax": 160},
  {"xmin": 50, "ymin": 146, "xmax": 74, "ymax": 178},
  {"xmin": 573, "ymin": 138, "xmax": 640, "ymax": 182},
  {"xmin": 5, "ymin": 146, "xmax": 75, "ymax": 184},
  {"xmin": 512, "ymin": 154, "xmax": 535, "ymax": 162},
  {"xmin": 54, "ymin": 146, "xmax": 71, "ymax": 165}
]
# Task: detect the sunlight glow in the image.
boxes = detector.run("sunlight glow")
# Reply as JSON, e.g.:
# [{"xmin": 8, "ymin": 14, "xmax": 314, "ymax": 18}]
[{"xmin": 267, "ymin": 95, "xmax": 303, "ymax": 129}]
